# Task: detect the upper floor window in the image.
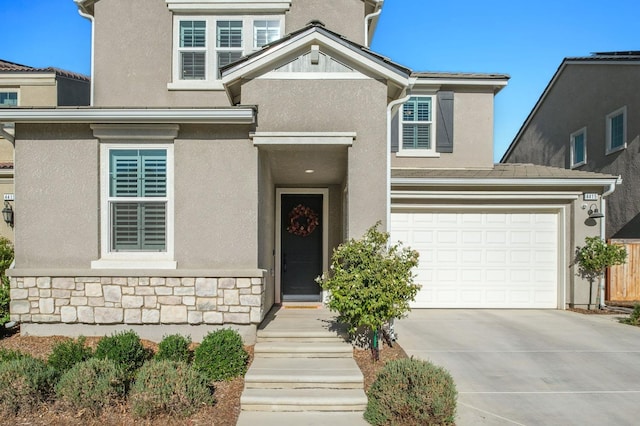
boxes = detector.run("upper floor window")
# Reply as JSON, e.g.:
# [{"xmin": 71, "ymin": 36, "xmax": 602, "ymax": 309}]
[
  {"xmin": 401, "ymin": 96, "xmax": 434, "ymax": 152},
  {"xmin": 171, "ymin": 15, "xmax": 283, "ymax": 90},
  {"xmin": 0, "ymin": 92, "xmax": 18, "ymax": 107},
  {"xmin": 606, "ymin": 106, "xmax": 626, "ymax": 154},
  {"xmin": 570, "ymin": 127, "xmax": 587, "ymax": 168}
]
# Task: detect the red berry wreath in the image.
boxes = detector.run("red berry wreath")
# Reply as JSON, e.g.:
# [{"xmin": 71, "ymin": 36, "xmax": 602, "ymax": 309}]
[{"xmin": 287, "ymin": 204, "xmax": 319, "ymax": 237}]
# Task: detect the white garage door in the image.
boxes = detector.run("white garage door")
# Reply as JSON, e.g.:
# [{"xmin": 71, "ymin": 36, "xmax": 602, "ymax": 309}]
[{"xmin": 391, "ymin": 211, "xmax": 558, "ymax": 308}]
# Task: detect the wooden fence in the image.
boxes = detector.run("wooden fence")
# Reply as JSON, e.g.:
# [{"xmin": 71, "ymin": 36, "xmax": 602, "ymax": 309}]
[{"xmin": 607, "ymin": 239, "xmax": 640, "ymax": 302}]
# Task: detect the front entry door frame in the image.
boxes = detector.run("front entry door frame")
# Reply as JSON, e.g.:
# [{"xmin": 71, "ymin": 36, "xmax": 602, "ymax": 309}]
[{"xmin": 275, "ymin": 188, "xmax": 329, "ymax": 304}]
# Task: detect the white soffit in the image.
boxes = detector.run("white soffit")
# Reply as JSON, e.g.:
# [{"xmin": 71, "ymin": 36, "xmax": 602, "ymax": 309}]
[
  {"xmin": 165, "ymin": 0, "xmax": 292, "ymax": 12},
  {"xmin": 251, "ymin": 132, "xmax": 356, "ymax": 146},
  {"xmin": 0, "ymin": 108, "xmax": 256, "ymax": 124}
]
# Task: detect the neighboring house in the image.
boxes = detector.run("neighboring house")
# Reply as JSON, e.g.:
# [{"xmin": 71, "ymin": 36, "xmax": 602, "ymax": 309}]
[
  {"xmin": 501, "ymin": 52, "xmax": 640, "ymax": 239},
  {"xmin": 0, "ymin": 59, "xmax": 90, "ymax": 242},
  {"xmin": 0, "ymin": 0, "xmax": 619, "ymax": 343}
]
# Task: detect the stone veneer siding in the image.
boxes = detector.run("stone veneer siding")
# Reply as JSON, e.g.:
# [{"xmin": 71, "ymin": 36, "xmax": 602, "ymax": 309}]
[{"xmin": 10, "ymin": 276, "xmax": 265, "ymax": 326}]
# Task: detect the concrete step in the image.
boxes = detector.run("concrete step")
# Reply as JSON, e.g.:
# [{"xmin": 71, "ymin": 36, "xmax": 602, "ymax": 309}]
[
  {"xmin": 254, "ymin": 341, "xmax": 353, "ymax": 358},
  {"xmin": 244, "ymin": 357, "xmax": 363, "ymax": 389},
  {"xmin": 236, "ymin": 411, "xmax": 370, "ymax": 426},
  {"xmin": 257, "ymin": 329, "xmax": 346, "ymax": 343},
  {"xmin": 241, "ymin": 388, "xmax": 368, "ymax": 412}
]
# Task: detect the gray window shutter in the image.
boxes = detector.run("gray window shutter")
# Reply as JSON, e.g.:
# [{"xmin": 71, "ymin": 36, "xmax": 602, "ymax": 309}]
[
  {"xmin": 390, "ymin": 109, "xmax": 399, "ymax": 153},
  {"xmin": 436, "ymin": 91, "xmax": 454, "ymax": 153}
]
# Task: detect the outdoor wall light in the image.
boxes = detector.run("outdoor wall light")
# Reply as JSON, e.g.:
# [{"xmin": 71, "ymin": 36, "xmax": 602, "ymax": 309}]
[
  {"xmin": 2, "ymin": 201, "xmax": 13, "ymax": 227},
  {"xmin": 587, "ymin": 203, "xmax": 604, "ymax": 219}
]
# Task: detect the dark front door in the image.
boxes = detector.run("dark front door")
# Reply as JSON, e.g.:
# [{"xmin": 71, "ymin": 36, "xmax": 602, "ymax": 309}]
[{"xmin": 281, "ymin": 194, "xmax": 323, "ymax": 301}]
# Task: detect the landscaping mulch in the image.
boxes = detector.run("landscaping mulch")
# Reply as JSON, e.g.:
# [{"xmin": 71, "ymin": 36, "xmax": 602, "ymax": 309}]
[{"xmin": 0, "ymin": 331, "xmax": 407, "ymax": 424}]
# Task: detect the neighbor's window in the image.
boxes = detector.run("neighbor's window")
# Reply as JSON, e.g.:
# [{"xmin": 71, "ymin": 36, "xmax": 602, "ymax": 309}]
[
  {"xmin": 109, "ymin": 149, "xmax": 167, "ymax": 252},
  {"xmin": 0, "ymin": 92, "xmax": 18, "ymax": 107},
  {"xmin": 606, "ymin": 106, "xmax": 626, "ymax": 154},
  {"xmin": 216, "ymin": 20, "xmax": 244, "ymax": 73},
  {"xmin": 179, "ymin": 20, "xmax": 206, "ymax": 79},
  {"xmin": 402, "ymin": 96, "xmax": 433, "ymax": 150},
  {"xmin": 570, "ymin": 128, "xmax": 587, "ymax": 168}
]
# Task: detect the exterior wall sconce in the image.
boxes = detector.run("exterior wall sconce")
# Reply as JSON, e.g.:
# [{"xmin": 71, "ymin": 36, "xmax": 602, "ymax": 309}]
[
  {"xmin": 2, "ymin": 201, "xmax": 13, "ymax": 227},
  {"xmin": 587, "ymin": 204, "xmax": 604, "ymax": 219}
]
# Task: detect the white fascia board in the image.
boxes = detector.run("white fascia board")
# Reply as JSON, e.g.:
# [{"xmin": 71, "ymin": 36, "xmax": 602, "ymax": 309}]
[
  {"xmin": 391, "ymin": 190, "xmax": 582, "ymax": 201},
  {"xmin": 251, "ymin": 131, "xmax": 356, "ymax": 146},
  {"xmin": 165, "ymin": 0, "xmax": 291, "ymax": 12},
  {"xmin": 391, "ymin": 177, "xmax": 619, "ymax": 189},
  {"xmin": 0, "ymin": 108, "xmax": 255, "ymax": 124},
  {"xmin": 222, "ymin": 31, "xmax": 409, "ymax": 87},
  {"xmin": 412, "ymin": 78, "xmax": 508, "ymax": 90}
]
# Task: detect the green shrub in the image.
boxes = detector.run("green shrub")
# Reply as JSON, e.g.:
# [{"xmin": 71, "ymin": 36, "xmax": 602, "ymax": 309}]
[
  {"xmin": 364, "ymin": 358, "xmax": 457, "ymax": 426},
  {"xmin": 130, "ymin": 359, "xmax": 214, "ymax": 418},
  {"xmin": 0, "ymin": 347, "xmax": 30, "ymax": 363},
  {"xmin": 56, "ymin": 358, "xmax": 126, "ymax": 416},
  {"xmin": 47, "ymin": 336, "xmax": 93, "ymax": 374},
  {"xmin": 193, "ymin": 329, "xmax": 248, "ymax": 381},
  {"xmin": 0, "ymin": 357, "xmax": 57, "ymax": 414},
  {"xmin": 0, "ymin": 237, "xmax": 14, "ymax": 328},
  {"xmin": 156, "ymin": 334, "xmax": 192, "ymax": 363},
  {"xmin": 621, "ymin": 304, "xmax": 640, "ymax": 326},
  {"xmin": 94, "ymin": 330, "xmax": 150, "ymax": 378}
]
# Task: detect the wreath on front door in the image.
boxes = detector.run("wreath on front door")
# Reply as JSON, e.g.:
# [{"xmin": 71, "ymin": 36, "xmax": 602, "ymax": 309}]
[{"xmin": 287, "ymin": 204, "xmax": 319, "ymax": 237}]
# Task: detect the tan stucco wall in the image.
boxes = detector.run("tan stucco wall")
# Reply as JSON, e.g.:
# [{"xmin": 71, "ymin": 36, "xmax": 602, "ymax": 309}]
[
  {"xmin": 243, "ymin": 78, "xmax": 388, "ymax": 236},
  {"xmin": 14, "ymin": 124, "xmax": 98, "ymax": 268},
  {"xmin": 258, "ymin": 151, "xmax": 275, "ymax": 310},
  {"xmin": 504, "ymin": 64, "xmax": 640, "ymax": 239},
  {"xmin": 286, "ymin": 0, "xmax": 366, "ymax": 45},
  {"xmin": 17, "ymin": 84, "xmax": 58, "ymax": 107},
  {"xmin": 392, "ymin": 91, "xmax": 495, "ymax": 169},
  {"xmin": 0, "ymin": 179, "xmax": 14, "ymax": 242},
  {"xmin": 174, "ymin": 125, "xmax": 258, "ymax": 269}
]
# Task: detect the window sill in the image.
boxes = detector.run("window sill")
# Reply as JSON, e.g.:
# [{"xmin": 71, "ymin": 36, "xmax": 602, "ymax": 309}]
[
  {"xmin": 606, "ymin": 144, "xmax": 626, "ymax": 155},
  {"xmin": 396, "ymin": 150, "xmax": 441, "ymax": 158},
  {"xmin": 91, "ymin": 257, "xmax": 177, "ymax": 270},
  {"xmin": 167, "ymin": 81, "xmax": 225, "ymax": 91},
  {"xmin": 571, "ymin": 161, "xmax": 586, "ymax": 169}
]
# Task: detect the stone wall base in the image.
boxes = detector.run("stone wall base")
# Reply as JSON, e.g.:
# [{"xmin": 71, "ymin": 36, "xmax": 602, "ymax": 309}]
[{"xmin": 20, "ymin": 323, "xmax": 258, "ymax": 345}]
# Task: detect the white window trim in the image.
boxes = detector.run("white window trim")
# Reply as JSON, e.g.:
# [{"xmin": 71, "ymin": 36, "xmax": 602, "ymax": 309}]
[
  {"xmin": 606, "ymin": 106, "xmax": 627, "ymax": 155},
  {"xmin": 0, "ymin": 90, "xmax": 19, "ymax": 107},
  {"xmin": 169, "ymin": 14, "xmax": 283, "ymax": 90},
  {"xmin": 92, "ymin": 143, "xmax": 176, "ymax": 270},
  {"xmin": 570, "ymin": 127, "xmax": 587, "ymax": 168},
  {"xmin": 397, "ymin": 95, "xmax": 440, "ymax": 158}
]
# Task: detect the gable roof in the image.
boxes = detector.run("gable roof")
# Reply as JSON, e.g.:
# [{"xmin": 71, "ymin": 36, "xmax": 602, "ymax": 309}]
[
  {"xmin": 220, "ymin": 21, "xmax": 412, "ymax": 104},
  {"xmin": 500, "ymin": 52, "xmax": 640, "ymax": 162},
  {"xmin": 0, "ymin": 59, "xmax": 89, "ymax": 82}
]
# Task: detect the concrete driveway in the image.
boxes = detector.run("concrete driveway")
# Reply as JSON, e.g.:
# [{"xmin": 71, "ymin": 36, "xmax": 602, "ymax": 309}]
[{"xmin": 395, "ymin": 310, "xmax": 640, "ymax": 426}]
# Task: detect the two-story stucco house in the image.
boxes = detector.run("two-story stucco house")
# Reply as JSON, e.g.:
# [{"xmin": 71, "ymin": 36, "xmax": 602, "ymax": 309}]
[
  {"xmin": 501, "ymin": 52, "xmax": 640, "ymax": 240},
  {"xmin": 0, "ymin": 59, "xmax": 90, "ymax": 243},
  {"xmin": 0, "ymin": 0, "xmax": 621, "ymax": 343}
]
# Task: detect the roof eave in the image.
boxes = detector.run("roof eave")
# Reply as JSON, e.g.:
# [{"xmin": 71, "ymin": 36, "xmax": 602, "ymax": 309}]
[
  {"xmin": 391, "ymin": 176, "xmax": 619, "ymax": 188},
  {"xmin": 0, "ymin": 108, "xmax": 256, "ymax": 125}
]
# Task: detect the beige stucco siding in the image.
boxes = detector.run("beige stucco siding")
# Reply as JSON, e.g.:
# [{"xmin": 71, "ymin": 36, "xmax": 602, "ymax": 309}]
[
  {"xmin": 286, "ymin": 0, "xmax": 366, "ymax": 45},
  {"xmin": 243, "ymin": 78, "xmax": 388, "ymax": 236},
  {"xmin": 17, "ymin": 84, "xmax": 58, "ymax": 107},
  {"xmin": 14, "ymin": 124, "xmax": 98, "ymax": 268},
  {"xmin": 504, "ymin": 64, "xmax": 640, "ymax": 238},
  {"xmin": 174, "ymin": 125, "xmax": 258, "ymax": 269},
  {"xmin": 392, "ymin": 91, "xmax": 495, "ymax": 169}
]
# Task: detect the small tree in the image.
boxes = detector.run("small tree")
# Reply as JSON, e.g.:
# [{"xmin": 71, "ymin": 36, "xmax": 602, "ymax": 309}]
[
  {"xmin": 0, "ymin": 237, "xmax": 15, "ymax": 328},
  {"xmin": 317, "ymin": 222, "xmax": 420, "ymax": 360},
  {"xmin": 575, "ymin": 237, "xmax": 627, "ymax": 309}
]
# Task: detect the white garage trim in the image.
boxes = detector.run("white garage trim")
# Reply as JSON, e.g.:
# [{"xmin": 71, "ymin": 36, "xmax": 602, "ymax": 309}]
[{"xmin": 391, "ymin": 206, "xmax": 567, "ymax": 309}]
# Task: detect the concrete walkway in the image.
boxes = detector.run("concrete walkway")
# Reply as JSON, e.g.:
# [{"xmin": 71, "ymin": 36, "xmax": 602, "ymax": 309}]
[
  {"xmin": 395, "ymin": 309, "xmax": 640, "ymax": 426},
  {"xmin": 236, "ymin": 306, "xmax": 369, "ymax": 425}
]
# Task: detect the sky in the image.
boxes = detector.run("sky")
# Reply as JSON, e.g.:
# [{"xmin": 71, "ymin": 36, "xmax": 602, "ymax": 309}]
[{"xmin": 1, "ymin": 0, "xmax": 639, "ymax": 161}]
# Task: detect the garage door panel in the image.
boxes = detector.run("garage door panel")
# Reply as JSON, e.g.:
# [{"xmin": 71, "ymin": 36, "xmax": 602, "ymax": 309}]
[{"xmin": 391, "ymin": 211, "xmax": 558, "ymax": 309}]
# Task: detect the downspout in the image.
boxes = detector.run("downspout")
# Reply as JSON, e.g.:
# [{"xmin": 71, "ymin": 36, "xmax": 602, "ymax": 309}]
[
  {"xmin": 386, "ymin": 92, "xmax": 412, "ymax": 230},
  {"xmin": 598, "ymin": 177, "xmax": 620, "ymax": 308},
  {"xmin": 364, "ymin": 0, "xmax": 384, "ymax": 48},
  {"xmin": 75, "ymin": 1, "xmax": 95, "ymax": 106}
]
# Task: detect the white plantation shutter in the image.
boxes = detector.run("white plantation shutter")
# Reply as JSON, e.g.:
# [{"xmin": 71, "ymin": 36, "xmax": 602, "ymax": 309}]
[
  {"xmin": 109, "ymin": 150, "xmax": 167, "ymax": 251},
  {"xmin": 402, "ymin": 97, "xmax": 433, "ymax": 150}
]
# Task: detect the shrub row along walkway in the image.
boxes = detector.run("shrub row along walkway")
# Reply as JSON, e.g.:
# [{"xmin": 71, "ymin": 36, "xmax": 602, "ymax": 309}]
[{"xmin": 237, "ymin": 305, "xmax": 369, "ymax": 425}]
